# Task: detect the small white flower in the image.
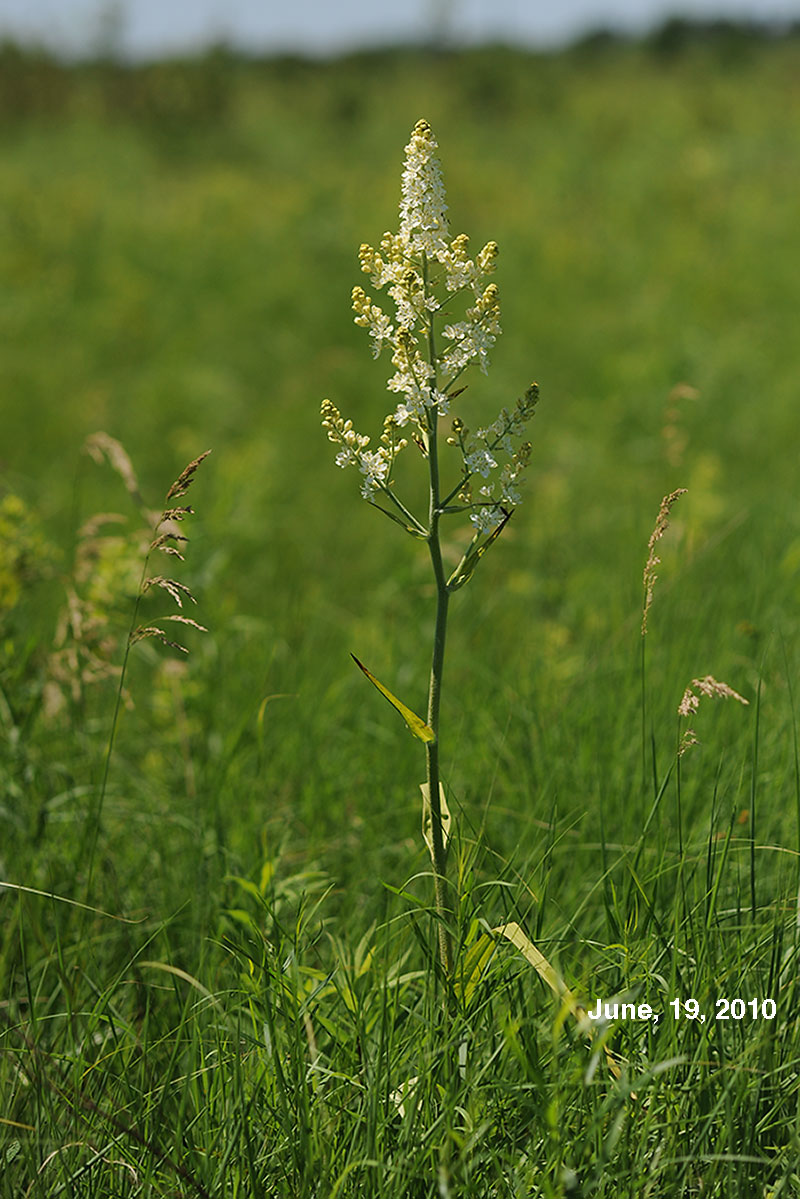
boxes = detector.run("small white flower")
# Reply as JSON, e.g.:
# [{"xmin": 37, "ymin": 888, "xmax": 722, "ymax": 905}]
[
  {"xmin": 359, "ymin": 448, "xmax": 389, "ymax": 498},
  {"xmin": 442, "ymin": 321, "xmax": 469, "ymax": 342},
  {"xmin": 500, "ymin": 481, "xmax": 521, "ymax": 507},
  {"xmin": 444, "ymin": 259, "xmax": 478, "ymax": 292},
  {"xmin": 469, "ymin": 507, "xmax": 503, "ymax": 533},
  {"xmin": 464, "ymin": 449, "xmax": 497, "ymax": 478},
  {"xmin": 359, "ymin": 449, "xmax": 389, "ymax": 480},
  {"xmin": 388, "ymin": 375, "xmax": 428, "ymax": 420},
  {"xmin": 369, "ymin": 309, "xmax": 394, "ymax": 357},
  {"xmin": 389, "ymin": 281, "xmax": 423, "ymax": 331},
  {"xmin": 357, "ymin": 450, "xmax": 390, "ymax": 499},
  {"xmin": 393, "ymin": 402, "xmax": 414, "ymax": 427}
]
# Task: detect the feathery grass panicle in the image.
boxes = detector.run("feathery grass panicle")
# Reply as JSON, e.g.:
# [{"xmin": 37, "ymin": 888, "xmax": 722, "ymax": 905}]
[
  {"xmin": 678, "ymin": 674, "xmax": 749, "ymax": 755},
  {"xmin": 47, "ymin": 513, "xmax": 141, "ymax": 712},
  {"xmin": 641, "ymin": 487, "xmax": 688, "ymax": 635},
  {"xmin": 45, "ymin": 436, "xmax": 161, "ymax": 715},
  {"xmin": 678, "ymin": 675, "xmax": 750, "ymax": 717},
  {"xmin": 58, "ymin": 443, "xmax": 211, "ymax": 670},
  {"xmin": 129, "ymin": 617, "xmax": 207, "ymax": 655},
  {"xmin": 131, "ymin": 451, "xmax": 211, "ymax": 654},
  {"xmin": 165, "ymin": 449, "xmax": 212, "ymax": 503}
]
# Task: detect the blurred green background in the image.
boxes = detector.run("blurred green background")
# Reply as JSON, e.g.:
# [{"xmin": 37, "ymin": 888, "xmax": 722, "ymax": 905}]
[{"xmin": 2, "ymin": 29, "xmax": 799, "ymax": 921}]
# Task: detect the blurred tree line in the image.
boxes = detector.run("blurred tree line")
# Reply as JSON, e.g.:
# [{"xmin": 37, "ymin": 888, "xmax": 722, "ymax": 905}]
[{"xmin": 0, "ymin": 16, "xmax": 798, "ymax": 131}]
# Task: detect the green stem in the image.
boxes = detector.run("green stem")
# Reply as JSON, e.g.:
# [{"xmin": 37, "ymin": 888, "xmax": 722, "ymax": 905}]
[
  {"xmin": 423, "ymin": 272, "xmax": 454, "ymax": 976},
  {"xmin": 640, "ymin": 627, "xmax": 647, "ymax": 811},
  {"xmin": 426, "ymin": 523, "xmax": 453, "ymax": 976},
  {"xmin": 81, "ymin": 550, "xmax": 150, "ymax": 905}
]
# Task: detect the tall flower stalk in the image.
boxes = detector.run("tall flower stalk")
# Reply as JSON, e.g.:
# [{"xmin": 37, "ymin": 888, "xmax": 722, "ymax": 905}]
[{"xmin": 322, "ymin": 120, "xmax": 538, "ymax": 975}]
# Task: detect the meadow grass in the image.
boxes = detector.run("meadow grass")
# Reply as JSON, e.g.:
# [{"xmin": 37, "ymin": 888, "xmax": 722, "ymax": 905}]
[{"xmin": 2, "ymin": 32, "xmax": 800, "ymax": 1196}]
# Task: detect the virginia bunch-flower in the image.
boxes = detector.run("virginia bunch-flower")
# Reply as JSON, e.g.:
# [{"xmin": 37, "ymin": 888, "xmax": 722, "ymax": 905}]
[{"xmin": 322, "ymin": 120, "xmax": 539, "ymax": 976}]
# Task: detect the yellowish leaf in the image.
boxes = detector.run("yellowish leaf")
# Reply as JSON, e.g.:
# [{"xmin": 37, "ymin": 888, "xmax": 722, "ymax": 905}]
[
  {"xmin": 351, "ymin": 655, "xmax": 435, "ymax": 743},
  {"xmin": 494, "ymin": 922, "xmax": 583, "ymax": 1020},
  {"xmin": 447, "ymin": 508, "xmax": 512, "ymax": 592},
  {"xmin": 420, "ymin": 781, "xmax": 451, "ymax": 860},
  {"xmin": 495, "ymin": 922, "xmax": 633, "ymax": 1093}
]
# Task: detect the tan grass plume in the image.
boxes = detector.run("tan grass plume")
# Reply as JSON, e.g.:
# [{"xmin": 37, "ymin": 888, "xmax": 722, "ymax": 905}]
[
  {"xmin": 47, "ymin": 443, "xmax": 211, "ymax": 715},
  {"xmin": 642, "ymin": 488, "xmax": 688, "ymax": 636},
  {"xmin": 678, "ymin": 675, "xmax": 749, "ymax": 756}
]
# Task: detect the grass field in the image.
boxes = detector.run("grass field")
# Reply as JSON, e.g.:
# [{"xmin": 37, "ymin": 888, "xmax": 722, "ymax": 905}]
[{"xmin": 2, "ymin": 29, "xmax": 800, "ymax": 1196}]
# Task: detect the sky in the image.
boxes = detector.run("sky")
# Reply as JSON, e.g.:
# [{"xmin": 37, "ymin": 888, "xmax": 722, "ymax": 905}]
[{"xmin": 0, "ymin": 0, "xmax": 798, "ymax": 59}]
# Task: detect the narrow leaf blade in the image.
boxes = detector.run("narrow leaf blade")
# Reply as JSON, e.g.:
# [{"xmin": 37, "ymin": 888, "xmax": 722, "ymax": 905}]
[
  {"xmin": 351, "ymin": 655, "xmax": 435, "ymax": 743},
  {"xmin": 454, "ymin": 931, "xmax": 497, "ymax": 1009},
  {"xmin": 494, "ymin": 921, "xmax": 582, "ymax": 1020},
  {"xmin": 447, "ymin": 508, "xmax": 513, "ymax": 592},
  {"xmin": 495, "ymin": 922, "xmax": 630, "ymax": 1090}
]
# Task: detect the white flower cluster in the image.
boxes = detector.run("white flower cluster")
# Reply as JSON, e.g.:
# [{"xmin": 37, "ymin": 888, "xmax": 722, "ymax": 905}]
[
  {"xmin": 322, "ymin": 119, "xmax": 538, "ymax": 537},
  {"xmin": 399, "ymin": 119, "xmax": 450, "ymax": 259},
  {"xmin": 448, "ymin": 385, "xmax": 539, "ymax": 532},
  {"xmin": 321, "ymin": 398, "xmax": 407, "ymax": 499},
  {"xmin": 441, "ymin": 283, "xmax": 501, "ymax": 378},
  {"xmin": 351, "ymin": 119, "xmax": 502, "ymax": 433}
]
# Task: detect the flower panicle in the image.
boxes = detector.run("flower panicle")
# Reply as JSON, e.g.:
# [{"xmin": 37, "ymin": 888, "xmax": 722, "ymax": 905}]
[
  {"xmin": 399, "ymin": 118, "xmax": 450, "ymax": 259},
  {"xmin": 449, "ymin": 383, "xmax": 539, "ymax": 532},
  {"xmin": 321, "ymin": 398, "xmax": 406, "ymax": 499},
  {"xmin": 165, "ymin": 450, "xmax": 212, "ymax": 504},
  {"xmin": 322, "ymin": 121, "xmax": 537, "ymax": 533},
  {"xmin": 349, "ymin": 123, "xmax": 504, "ymax": 395}
]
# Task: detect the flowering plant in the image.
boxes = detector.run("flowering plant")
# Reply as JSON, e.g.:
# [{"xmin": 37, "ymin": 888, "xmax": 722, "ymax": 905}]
[{"xmin": 322, "ymin": 120, "xmax": 538, "ymax": 974}]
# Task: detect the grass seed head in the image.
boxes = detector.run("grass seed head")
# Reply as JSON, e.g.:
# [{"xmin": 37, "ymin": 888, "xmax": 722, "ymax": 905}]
[
  {"xmin": 641, "ymin": 487, "xmax": 688, "ymax": 635},
  {"xmin": 164, "ymin": 450, "xmax": 212, "ymax": 504},
  {"xmin": 677, "ymin": 675, "xmax": 749, "ymax": 755},
  {"xmin": 678, "ymin": 675, "xmax": 749, "ymax": 718}
]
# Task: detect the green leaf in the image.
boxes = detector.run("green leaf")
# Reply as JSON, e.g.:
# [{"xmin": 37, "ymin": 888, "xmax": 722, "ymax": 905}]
[
  {"xmin": 453, "ymin": 931, "xmax": 497, "ymax": 1009},
  {"xmin": 225, "ymin": 875, "xmax": 263, "ymax": 903},
  {"xmin": 370, "ymin": 502, "xmax": 427, "ymax": 538},
  {"xmin": 447, "ymin": 508, "xmax": 513, "ymax": 592},
  {"xmin": 351, "ymin": 655, "xmax": 435, "ymax": 743}
]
